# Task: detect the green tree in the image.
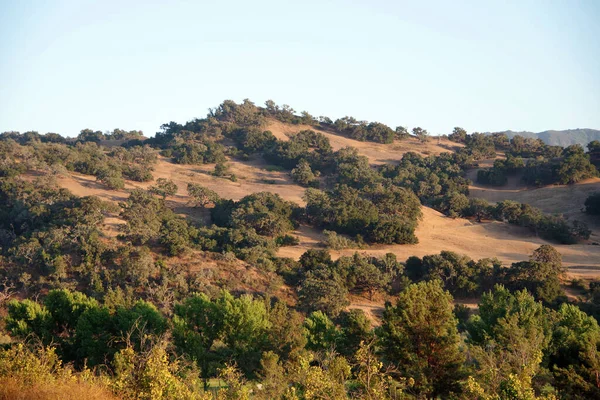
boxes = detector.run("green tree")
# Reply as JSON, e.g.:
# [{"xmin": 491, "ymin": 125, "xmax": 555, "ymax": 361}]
[
  {"xmin": 467, "ymin": 286, "xmax": 550, "ymax": 395},
  {"xmin": 449, "ymin": 127, "xmax": 467, "ymax": 143},
  {"xmin": 96, "ymin": 167, "xmax": 125, "ymax": 189},
  {"xmin": 304, "ymin": 311, "xmax": 340, "ymax": 352},
  {"xmin": 585, "ymin": 192, "xmax": 600, "ymax": 215},
  {"xmin": 266, "ymin": 300, "xmax": 307, "ymax": 361},
  {"xmin": 77, "ymin": 129, "xmax": 104, "ymax": 143},
  {"xmin": 558, "ymin": 145, "xmax": 597, "ymax": 184},
  {"xmin": 218, "ymin": 291, "xmax": 271, "ymax": 375},
  {"xmin": 531, "ymin": 244, "xmax": 564, "ymax": 276},
  {"xmin": 214, "ymin": 161, "xmax": 230, "ymax": 177},
  {"xmin": 347, "ymin": 253, "xmax": 390, "ymax": 299},
  {"xmin": 173, "ymin": 293, "xmax": 225, "ymax": 389},
  {"xmin": 256, "ymin": 352, "xmax": 288, "ymax": 400},
  {"xmin": 159, "ymin": 215, "xmax": 192, "ymax": 256},
  {"xmin": 502, "ymin": 257, "xmax": 565, "ymax": 305},
  {"xmin": 187, "ymin": 183, "xmax": 219, "ymax": 208},
  {"xmin": 548, "ymin": 303, "xmax": 600, "ymax": 398},
  {"xmin": 5, "ymin": 299, "xmax": 52, "ymax": 343},
  {"xmin": 468, "ymin": 197, "xmax": 493, "ymax": 222},
  {"xmin": 149, "ymin": 178, "xmax": 178, "ymax": 199},
  {"xmin": 412, "ymin": 127, "xmax": 429, "ymax": 143},
  {"xmin": 230, "ymin": 192, "xmax": 295, "ymax": 237},
  {"xmin": 119, "ymin": 189, "xmax": 165, "ymax": 244},
  {"xmin": 291, "ymin": 159, "xmax": 316, "ymax": 186},
  {"xmin": 298, "ymin": 265, "xmax": 349, "ymax": 318},
  {"xmin": 338, "ymin": 309, "xmax": 373, "ymax": 358},
  {"xmin": 443, "ymin": 191, "xmax": 470, "ymax": 218},
  {"xmin": 379, "ymin": 280, "xmax": 465, "ymax": 397},
  {"xmin": 395, "ymin": 126, "xmax": 409, "ymax": 140}
]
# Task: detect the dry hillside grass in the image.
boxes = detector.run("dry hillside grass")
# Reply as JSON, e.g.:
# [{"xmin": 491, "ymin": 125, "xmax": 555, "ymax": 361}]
[
  {"xmin": 466, "ymin": 159, "xmax": 600, "ymax": 256},
  {"xmin": 54, "ymin": 152, "xmax": 600, "ymax": 280},
  {"xmin": 265, "ymin": 119, "xmax": 463, "ymax": 165},
  {"xmin": 466, "ymin": 158, "xmax": 600, "ymax": 217},
  {"xmin": 39, "ymin": 135, "xmax": 600, "ymax": 326},
  {"xmin": 48, "ymin": 132, "xmax": 600, "ymax": 291},
  {"xmin": 278, "ymin": 206, "xmax": 600, "ymax": 276},
  {"xmin": 0, "ymin": 377, "xmax": 118, "ymax": 400}
]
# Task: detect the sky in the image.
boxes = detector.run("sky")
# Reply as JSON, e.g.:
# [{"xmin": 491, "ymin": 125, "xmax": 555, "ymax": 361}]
[{"xmin": 1, "ymin": 0, "xmax": 599, "ymax": 137}]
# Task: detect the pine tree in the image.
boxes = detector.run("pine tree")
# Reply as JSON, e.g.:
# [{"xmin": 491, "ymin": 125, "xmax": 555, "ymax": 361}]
[{"xmin": 379, "ymin": 280, "xmax": 465, "ymax": 397}]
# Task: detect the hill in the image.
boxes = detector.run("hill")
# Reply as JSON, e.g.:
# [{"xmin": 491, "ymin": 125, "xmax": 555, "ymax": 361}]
[
  {"xmin": 486, "ymin": 128, "xmax": 600, "ymax": 147},
  {"xmin": 265, "ymin": 119, "xmax": 463, "ymax": 164},
  {"xmin": 3, "ymin": 98, "xmax": 600, "ymax": 399}
]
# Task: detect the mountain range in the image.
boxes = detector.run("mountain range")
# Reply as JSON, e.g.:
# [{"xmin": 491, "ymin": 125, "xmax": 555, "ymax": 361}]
[{"xmin": 485, "ymin": 128, "xmax": 600, "ymax": 148}]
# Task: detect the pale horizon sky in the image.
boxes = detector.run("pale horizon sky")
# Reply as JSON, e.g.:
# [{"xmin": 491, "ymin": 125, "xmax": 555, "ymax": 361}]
[{"xmin": 1, "ymin": 0, "xmax": 599, "ymax": 137}]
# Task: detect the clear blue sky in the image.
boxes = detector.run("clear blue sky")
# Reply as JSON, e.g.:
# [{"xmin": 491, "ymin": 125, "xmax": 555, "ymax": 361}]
[{"xmin": 1, "ymin": 0, "xmax": 599, "ymax": 137}]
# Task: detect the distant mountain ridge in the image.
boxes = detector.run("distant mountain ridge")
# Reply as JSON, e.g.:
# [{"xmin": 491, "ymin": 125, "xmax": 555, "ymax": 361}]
[{"xmin": 484, "ymin": 128, "xmax": 600, "ymax": 148}]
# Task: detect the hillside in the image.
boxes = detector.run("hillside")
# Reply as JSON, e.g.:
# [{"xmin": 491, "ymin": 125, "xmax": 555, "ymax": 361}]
[
  {"xmin": 3, "ymin": 99, "xmax": 600, "ymax": 400},
  {"xmin": 265, "ymin": 119, "xmax": 463, "ymax": 164},
  {"xmin": 52, "ymin": 137, "xmax": 600, "ymax": 277},
  {"xmin": 486, "ymin": 128, "xmax": 600, "ymax": 147}
]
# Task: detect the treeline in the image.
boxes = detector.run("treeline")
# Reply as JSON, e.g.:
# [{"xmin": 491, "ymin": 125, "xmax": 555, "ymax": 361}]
[
  {"xmin": 0, "ymin": 132, "xmax": 157, "ymax": 189},
  {"xmin": 448, "ymin": 127, "xmax": 599, "ymax": 187},
  {"xmin": 476, "ymin": 144, "xmax": 597, "ymax": 186},
  {"xmin": 262, "ymin": 99, "xmax": 425, "ymax": 144}
]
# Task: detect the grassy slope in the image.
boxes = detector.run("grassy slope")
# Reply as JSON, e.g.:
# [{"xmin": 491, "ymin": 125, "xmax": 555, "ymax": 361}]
[
  {"xmin": 46, "ymin": 122, "xmax": 600, "ymax": 323},
  {"xmin": 466, "ymin": 159, "xmax": 600, "ymax": 278},
  {"xmin": 54, "ymin": 129, "xmax": 600, "ymax": 273},
  {"xmin": 265, "ymin": 119, "xmax": 464, "ymax": 164}
]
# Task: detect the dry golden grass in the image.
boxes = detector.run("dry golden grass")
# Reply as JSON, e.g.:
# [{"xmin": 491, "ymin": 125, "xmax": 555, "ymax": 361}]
[
  {"xmin": 57, "ymin": 156, "xmax": 306, "ymax": 209},
  {"xmin": 0, "ymin": 377, "xmax": 118, "ymax": 400},
  {"xmin": 264, "ymin": 119, "xmax": 463, "ymax": 165},
  {"xmin": 46, "ymin": 129, "xmax": 600, "ymax": 287},
  {"xmin": 278, "ymin": 206, "xmax": 600, "ymax": 279},
  {"xmin": 54, "ymin": 157, "xmax": 600, "ymax": 280},
  {"xmin": 465, "ymin": 158, "xmax": 600, "ymax": 279}
]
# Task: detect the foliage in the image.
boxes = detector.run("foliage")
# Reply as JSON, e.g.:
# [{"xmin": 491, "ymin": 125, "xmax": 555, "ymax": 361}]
[
  {"xmin": 321, "ymin": 230, "xmax": 363, "ymax": 250},
  {"xmin": 585, "ymin": 192, "xmax": 600, "ymax": 215},
  {"xmin": 298, "ymin": 265, "xmax": 349, "ymax": 318},
  {"xmin": 188, "ymin": 183, "xmax": 220, "ymax": 208},
  {"xmin": 466, "ymin": 286, "xmax": 550, "ymax": 396},
  {"xmin": 407, "ymin": 251, "xmax": 498, "ymax": 297},
  {"xmin": 379, "ymin": 280, "xmax": 465, "ymax": 397},
  {"xmin": 303, "ymin": 184, "xmax": 420, "ymax": 244},
  {"xmin": 150, "ymin": 178, "xmax": 179, "ymax": 198},
  {"xmin": 290, "ymin": 159, "xmax": 317, "ymax": 187}
]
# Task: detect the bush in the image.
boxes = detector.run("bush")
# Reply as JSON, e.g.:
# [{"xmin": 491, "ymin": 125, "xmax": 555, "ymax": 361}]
[
  {"xmin": 291, "ymin": 160, "xmax": 316, "ymax": 186},
  {"xmin": 322, "ymin": 230, "xmax": 362, "ymax": 250},
  {"xmin": 213, "ymin": 161, "xmax": 230, "ymax": 177},
  {"xmin": 275, "ymin": 234, "xmax": 300, "ymax": 247},
  {"xmin": 122, "ymin": 164, "xmax": 153, "ymax": 182},
  {"xmin": 149, "ymin": 178, "xmax": 178, "ymax": 198},
  {"xmin": 477, "ymin": 168, "xmax": 507, "ymax": 186},
  {"xmin": 96, "ymin": 168, "xmax": 125, "ymax": 190},
  {"xmin": 585, "ymin": 192, "xmax": 600, "ymax": 215},
  {"xmin": 298, "ymin": 265, "xmax": 349, "ymax": 318}
]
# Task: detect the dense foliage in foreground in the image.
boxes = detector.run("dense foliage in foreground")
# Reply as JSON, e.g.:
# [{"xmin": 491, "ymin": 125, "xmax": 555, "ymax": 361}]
[{"xmin": 4, "ymin": 279, "xmax": 600, "ymax": 399}]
